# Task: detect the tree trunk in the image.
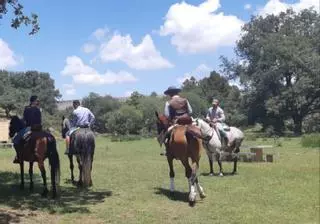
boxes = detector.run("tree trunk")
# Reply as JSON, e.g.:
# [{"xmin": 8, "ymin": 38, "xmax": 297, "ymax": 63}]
[{"xmin": 292, "ymin": 115, "xmax": 303, "ymax": 136}]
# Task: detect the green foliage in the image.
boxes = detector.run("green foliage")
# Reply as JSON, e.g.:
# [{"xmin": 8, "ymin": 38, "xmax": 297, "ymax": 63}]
[
  {"xmin": 0, "ymin": 70, "xmax": 61, "ymax": 118},
  {"xmin": 0, "ymin": 0, "xmax": 39, "ymax": 35},
  {"xmin": 106, "ymin": 105, "xmax": 143, "ymax": 135},
  {"xmin": 82, "ymin": 92, "xmax": 120, "ymax": 133},
  {"xmin": 301, "ymin": 133, "xmax": 320, "ymax": 148},
  {"xmin": 221, "ymin": 8, "xmax": 320, "ymax": 135}
]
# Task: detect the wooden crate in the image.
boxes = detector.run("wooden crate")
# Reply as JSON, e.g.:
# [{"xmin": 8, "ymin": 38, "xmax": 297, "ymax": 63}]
[{"xmin": 0, "ymin": 120, "xmax": 9, "ymax": 142}]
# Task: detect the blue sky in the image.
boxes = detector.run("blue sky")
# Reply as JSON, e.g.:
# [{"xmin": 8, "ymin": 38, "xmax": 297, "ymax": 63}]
[{"xmin": 0, "ymin": 0, "xmax": 318, "ymax": 100}]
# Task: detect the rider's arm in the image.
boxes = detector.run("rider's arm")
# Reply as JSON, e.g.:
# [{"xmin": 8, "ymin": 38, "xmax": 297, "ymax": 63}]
[
  {"xmin": 164, "ymin": 102, "xmax": 170, "ymax": 118},
  {"xmin": 187, "ymin": 100, "xmax": 193, "ymax": 115},
  {"xmin": 88, "ymin": 110, "xmax": 95, "ymax": 126},
  {"xmin": 217, "ymin": 108, "xmax": 225, "ymax": 122},
  {"xmin": 205, "ymin": 108, "xmax": 211, "ymax": 120}
]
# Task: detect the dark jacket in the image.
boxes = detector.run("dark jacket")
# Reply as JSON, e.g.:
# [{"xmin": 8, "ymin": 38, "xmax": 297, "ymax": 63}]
[{"xmin": 23, "ymin": 105, "xmax": 42, "ymax": 127}]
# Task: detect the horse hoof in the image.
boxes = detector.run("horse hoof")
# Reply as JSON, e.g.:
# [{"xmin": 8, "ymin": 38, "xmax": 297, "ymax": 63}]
[
  {"xmin": 219, "ymin": 173, "xmax": 224, "ymax": 177},
  {"xmin": 209, "ymin": 173, "xmax": 214, "ymax": 176},
  {"xmin": 189, "ymin": 200, "xmax": 196, "ymax": 207},
  {"xmin": 232, "ymin": 171, "xmax": 238, "ymax": 175},
  {"xmin": 199, "ymin": 192, "xmax": 206, "ymax": 199}
]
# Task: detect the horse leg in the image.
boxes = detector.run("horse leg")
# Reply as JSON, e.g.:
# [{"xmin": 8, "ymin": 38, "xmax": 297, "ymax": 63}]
[
  {"xmin": 29, "ymin": 162, "xmax": 34, "ymax": 191},
  {"xmin": 38, "ymin": 161, "xmax": 48, "ymax": 197},
  {"xmin": 217, "ymin": 152, "xmax": 224, "ymax": 177},
  {"xmin": 167, "ymin": 155, "xmax": 175, "ymax": 193},
  {"xmin": 76, "ymin": 155, "xmax": 83, "ymax": 187},
  {"xmin": 208, "ymin": 152, "xmax": 214, "ymax": 176},
  {"xmin": 89, "ymin": 153, "xmax": 94, "ymax": 187},
  {"xmin": 19, "ymin": 160, "xmax": 24, "ymax": 190},
  {"xmin": 181, "ymin": 159, "xmax": 196, "ymax": 205},
  {"xmin": 193, "ymin": 159, "xmax": 205, "ymax": 199},
  {"xmin": 232, "ymin": 147, "xmax": 240, "ymax": 175},
  {"xmin": 68, "ymin": 154, "xmax": 75, "ymax": 183}
]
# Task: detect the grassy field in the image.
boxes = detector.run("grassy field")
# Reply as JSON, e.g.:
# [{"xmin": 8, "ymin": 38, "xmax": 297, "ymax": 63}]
[{"xmin": 0, "ymin": 136, "xmax": 319, "ymax": 224}]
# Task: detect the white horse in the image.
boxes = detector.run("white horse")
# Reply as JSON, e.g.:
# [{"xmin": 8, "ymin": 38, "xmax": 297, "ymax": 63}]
[{"xmin": 193, "ymin": 118, "xmax": 244, "ymax": 176}]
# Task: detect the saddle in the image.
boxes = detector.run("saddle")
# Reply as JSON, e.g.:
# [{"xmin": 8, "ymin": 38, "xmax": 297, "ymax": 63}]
[{"xmin": 173, "ymin": 115, "xmax": 202, "ymax": 140}]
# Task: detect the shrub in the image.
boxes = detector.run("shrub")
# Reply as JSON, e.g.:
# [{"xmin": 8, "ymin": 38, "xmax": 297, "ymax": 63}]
[{"xmin": 301, "ymin": 133, "xmax": 320, "ymax": 148}]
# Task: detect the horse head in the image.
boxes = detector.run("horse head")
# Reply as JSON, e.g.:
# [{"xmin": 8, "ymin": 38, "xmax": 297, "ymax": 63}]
[
  {"xmin": 9, "ymin": 115, "xmax": 25, "ymax": 138},
  {"xmin": 154, "ymin": 111, "xmax": 169, "ymax": 134}
]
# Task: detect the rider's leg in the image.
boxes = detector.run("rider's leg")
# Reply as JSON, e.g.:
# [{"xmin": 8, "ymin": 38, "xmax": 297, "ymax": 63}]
[
  {"xmin": 217, "ymin": 123, "xmax": 229, "ymax": 147},
  {"xmin": 12, "ymin": 134, "xmax": 22, "ymax": 163}
]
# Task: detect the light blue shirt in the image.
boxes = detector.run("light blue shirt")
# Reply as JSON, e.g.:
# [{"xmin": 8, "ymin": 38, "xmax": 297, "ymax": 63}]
[
  {"xmin": 206, "ymin": 106, "xmax": 225, "ymax": 122},
  {"xmin": 70, "ymin": 106, "xmax": 95, "ymax": 128},
  {"xmin": 164, "ymin": 95, "xmax": 193, "ymax": 118}
]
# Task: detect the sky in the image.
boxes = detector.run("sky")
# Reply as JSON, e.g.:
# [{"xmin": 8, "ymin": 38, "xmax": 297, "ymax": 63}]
[{"xmin": 0, "ymin": 0, "xmax": 319, "ymax": 100}]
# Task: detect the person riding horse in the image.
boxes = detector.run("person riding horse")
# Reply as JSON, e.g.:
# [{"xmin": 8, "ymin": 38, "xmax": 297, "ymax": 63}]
[
  {"xmin": 160, "ymin": 86, "xmax": 199, "ymax": 156},
  {"xmin": 64, "ymin": 100, "xmax": 95, "ymax": 155},
  {"xmin": 12, "ymin": 95, "xmax": 42, "ymax": 163},
  {"xmin": 206, "ymin": 98, "xmax": 231, "ymax": 148}
]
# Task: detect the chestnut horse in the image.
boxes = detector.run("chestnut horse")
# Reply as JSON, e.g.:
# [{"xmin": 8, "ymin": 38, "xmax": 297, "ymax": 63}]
[
  {"xmin": 155, "ymin": 111, "xmax": 205, "ymax": 206},
  {"xmin": 9, "ymin": 116, "xmax": 60, "ymax": 198}
]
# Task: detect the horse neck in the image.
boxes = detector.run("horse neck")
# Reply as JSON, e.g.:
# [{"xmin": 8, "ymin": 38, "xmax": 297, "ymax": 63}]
[{"xmin": 198, "ymin": 119, "xmax": 214, "ymax": 137}]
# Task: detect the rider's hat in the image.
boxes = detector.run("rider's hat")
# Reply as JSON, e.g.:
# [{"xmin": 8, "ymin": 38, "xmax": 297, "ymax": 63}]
[
  {"xmin": 164, "ymin": 86, "xmax": 181, "ymax": 95},
  {"xmin": 30, "ymin": 95, "xmax": 38, "ymax": 103}
]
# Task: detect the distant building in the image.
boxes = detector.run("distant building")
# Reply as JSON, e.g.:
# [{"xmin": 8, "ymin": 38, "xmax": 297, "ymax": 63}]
[{"xmin": 56, "ymin": 97, "xmax": 129, "ymax": 111}]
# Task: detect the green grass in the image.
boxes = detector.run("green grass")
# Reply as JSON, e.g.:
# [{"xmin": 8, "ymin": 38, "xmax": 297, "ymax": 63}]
[
  {"xmin": 301, "ymin": 133, "xmax": 320, "ymax": 148},
  {"xmin": 0, "ymin": 137, "xmax": 319, "ymax": 224}
]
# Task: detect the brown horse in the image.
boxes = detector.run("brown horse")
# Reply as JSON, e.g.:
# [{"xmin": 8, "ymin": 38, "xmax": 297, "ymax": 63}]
[
  {"xmin": 155, "ymin": 111, "xmax": 205, "ymax": 206},
  {"xmin": 9, "ymin": 116, "xmax": 60, "ymax": 198}
]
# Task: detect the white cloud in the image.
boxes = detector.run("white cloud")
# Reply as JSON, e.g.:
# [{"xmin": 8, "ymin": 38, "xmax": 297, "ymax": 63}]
[
  {"xmin": 0, "ymin": 39, "xmax": 19, "ymax": 69},
  {"xmin": 92, "ymin": 27, "xmax": 109, "ymax": 41},
  {"xmin": 99, "ymin": 33, "xmax": 173, "ymax": 70},
  {"xmin": 63, "ymin": 84, "xmax": 76, "ymax": 96},
  {"xmin": 258, "ymin": 0, "xmax": 319, "ymax": 16},
  {"xmin": 159, "ymin": 0, "xmax": 244, "ymax": 54},
  {"xmin": 177, "ymin": 63, "xmax": 212, "ymax": 84},
  {"xmin": 124, "ymin": 91, "xmax": 133, "ymax": 97},
  {"xmin": 61, "ymin": 56, "xmax": 137, "ymax": 85},
  {"xmin": 82, "ymin": 43, "xmax": 96, "ymax": 53},
  {"xmin": 244, "ymin": 4, "xmax": 252, "ymax": 10}
]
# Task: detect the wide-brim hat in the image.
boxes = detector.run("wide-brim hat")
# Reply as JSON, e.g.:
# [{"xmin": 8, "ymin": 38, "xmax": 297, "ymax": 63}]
[{"xmin": 164, "ymin": 86, "xmax": 181, "ymax": 95}]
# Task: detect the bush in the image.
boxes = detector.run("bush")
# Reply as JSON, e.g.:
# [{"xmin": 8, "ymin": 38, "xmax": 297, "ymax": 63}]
[{"xmin": 301, "ymin": 133, "xmax": 320, "ymax": 148}]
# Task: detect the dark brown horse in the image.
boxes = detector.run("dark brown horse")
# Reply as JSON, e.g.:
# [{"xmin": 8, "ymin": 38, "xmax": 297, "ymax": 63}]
[
  {"xmin": 9, "ymin": 116, "xmax": 60, "ymax": 198},
  {"xmin": 155, "ymin": 111, "xmax": 205, "ymax": 206}
]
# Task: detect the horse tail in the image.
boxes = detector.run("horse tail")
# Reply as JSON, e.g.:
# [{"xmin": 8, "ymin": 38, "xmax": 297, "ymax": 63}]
[
  {"xmin": 76, "ymin": 129, "xmax": 95, "ymax": 187},
  {"xmin": 47, "ymin": 137, "xmax": 60, "ymax": 188}
]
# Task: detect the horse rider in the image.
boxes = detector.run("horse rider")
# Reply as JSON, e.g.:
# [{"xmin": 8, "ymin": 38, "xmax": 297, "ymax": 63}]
[
  {"xmin": 206, "ymin": 98, "xmax": 230, "ymax": 147},
  {"xmin": 64, "ymin": 100, "xmax": 95, "ymax": 155},
  {"xmin": 159, "ymin": 86, "xmax": 193, "ymax": 155},
  {"xmin": 12, "ymin": 95, "xmax": 42, "ymax": 163}
]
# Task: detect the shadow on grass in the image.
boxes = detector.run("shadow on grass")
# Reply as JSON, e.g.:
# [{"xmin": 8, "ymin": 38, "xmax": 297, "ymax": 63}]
[
  {"xmin": 0, "ymin": 171, "xmax": 112, "ymax": 214},
  {"xmin": 200, "ymin": 172, "xmax": 237, "ymax": 177},
  {"xmin": 154, "ymin": 187, "xmax": 189, "ymax": 203}
]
